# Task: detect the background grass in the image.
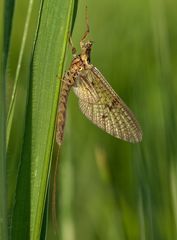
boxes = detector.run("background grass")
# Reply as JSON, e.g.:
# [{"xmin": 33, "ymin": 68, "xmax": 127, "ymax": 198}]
[
  {"xmin": 51, "ymin": 0, "xmax": 177, "ymax": 240},
  {"xmin": 2, "ymin": 0, "xmax": 177, "ymax": 239}
]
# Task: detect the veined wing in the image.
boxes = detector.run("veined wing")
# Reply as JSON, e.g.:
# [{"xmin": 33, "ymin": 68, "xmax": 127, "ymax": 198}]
[
  {"xmin": 73, "ymin": 69, "xmax": 99, "ymax": 103},
  {"xmin": 73, "ymin": 67, "xmax": 142, "ymax": 143}
]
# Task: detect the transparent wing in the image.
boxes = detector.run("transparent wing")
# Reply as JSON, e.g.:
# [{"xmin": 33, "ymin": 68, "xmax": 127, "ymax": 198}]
[
  {"xmin": 73, "ymin": 70, "xmax": 99, "ymax": 103},
  {"xmin": 73, "ymin": 67, "xmax": 142, "ymax": 143}
]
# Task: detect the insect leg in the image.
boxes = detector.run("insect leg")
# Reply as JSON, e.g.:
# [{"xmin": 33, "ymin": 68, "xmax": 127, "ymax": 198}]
[
  {"xmin": 80, "ymin": 6, "xmax": 90, "ymax": 46},
  {"xmin": 69, "ymin": 36, "xmax": 77, "ymax": 57},
  {"xmin": 61, "ymin": 77, "xmax": 74, "ymax": 86}
]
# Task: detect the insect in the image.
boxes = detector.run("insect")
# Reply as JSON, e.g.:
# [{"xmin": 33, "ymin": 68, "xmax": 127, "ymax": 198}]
[{"xmin": 56, "ymin": 13, "xmax": 142, "ymax": 146}]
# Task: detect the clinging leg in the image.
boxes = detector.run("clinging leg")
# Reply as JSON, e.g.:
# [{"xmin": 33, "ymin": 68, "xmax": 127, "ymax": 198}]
[
  {"xmin": 80, "ymin": 6, "xmax": 90, "ymax": 47},
  {"xmin": 69, "ymin": 36, "xmax": 77, "ymax": 57}
]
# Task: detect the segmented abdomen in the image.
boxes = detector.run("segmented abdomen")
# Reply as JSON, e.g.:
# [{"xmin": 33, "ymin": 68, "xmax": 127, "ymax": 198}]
[{"xmin": 56, "ymin": 78, "xmax": 72, "ymax": 145}]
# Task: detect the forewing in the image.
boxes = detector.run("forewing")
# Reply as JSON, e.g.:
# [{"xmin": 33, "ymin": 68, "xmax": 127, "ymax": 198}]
[
  {"xmin": 73, "ymin": 70, "xmax": 99, "ymax": 103},
  {"xmin": 74, "ymin": 67, "xmax": 142, "ymax": 143}
]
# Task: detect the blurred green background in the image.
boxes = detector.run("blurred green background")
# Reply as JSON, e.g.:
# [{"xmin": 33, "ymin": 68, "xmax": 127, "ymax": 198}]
[
  {"xmin": 53, "ymin": 0, "xmax": 177, "ymax": 240},
  {"xmin": 3, "ymin": 0, "xmax": 177, "ymax": 239}
]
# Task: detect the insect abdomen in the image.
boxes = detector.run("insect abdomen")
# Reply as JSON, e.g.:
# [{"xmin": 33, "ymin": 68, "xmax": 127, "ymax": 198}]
[{"xmin": 56, "ymin": 80, "xmax": 72, "ymax": 145}]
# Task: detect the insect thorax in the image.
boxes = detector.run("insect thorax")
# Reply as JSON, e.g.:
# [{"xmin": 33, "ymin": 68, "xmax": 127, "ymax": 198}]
[
  {"xmin": 64, "ymin": 41, "xmax": 93, "ymax": 84},
  {"xmin": 68, "ymin": 57, "xmax": 88, "ymax": 80},
  {"xmin": 71, "ymin": 41, "xmax": 92, "ymax": 71}
]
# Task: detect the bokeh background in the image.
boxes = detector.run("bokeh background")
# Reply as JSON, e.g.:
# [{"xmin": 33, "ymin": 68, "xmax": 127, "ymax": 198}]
[
  {"xmin": 48, "ymin": 0, "xmax": 177, "ymax": 239},
  {"xmin": 46, "ymin": 0, "xmax": 177, "ymax": 240},
  {"xmin": 3, "ymin": 0, "xmax": 177, "ymax": 239}
]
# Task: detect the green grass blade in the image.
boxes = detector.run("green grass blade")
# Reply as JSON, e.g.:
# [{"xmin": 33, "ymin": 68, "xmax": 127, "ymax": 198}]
[
  {"xmin": 30, "ymin": 1, "xmax": 75, "ymax": 238},
  {"xmin": 0, "ymin": 1, "xmax": 8, "ymax": 239},
  {"xmin": 4, "ymin": 0, "xmax": 15, "ymax": 68},
  {"xmin": 6, "ymin": 0, "xmax": 76, "ymax": 239},
  {"xmin": 6, "ymin": 1, "xmax": 43, "ymax": 238}
]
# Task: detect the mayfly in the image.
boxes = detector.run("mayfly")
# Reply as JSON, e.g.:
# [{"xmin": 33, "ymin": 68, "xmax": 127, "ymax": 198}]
[{"xmin": 56, "ymin": 12, "xmax": 142, "ymax": 146}]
